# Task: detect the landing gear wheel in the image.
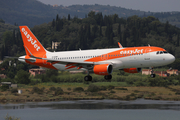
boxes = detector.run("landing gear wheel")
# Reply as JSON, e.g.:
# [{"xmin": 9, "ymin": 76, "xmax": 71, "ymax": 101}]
[
  {"xmin": 150, "ymin": 74, "xmax": 156, "ymax": 78},
  {"xmin": 84, "ymin": 75, "xmax": 92, "ymax": 81},
  {"xmin": 150, "ymin": 67, "xmax": 156, "ymax": 78},
  {"xmin": 104, "ymin": 75, "xmax": 112, "ymax": 80}
]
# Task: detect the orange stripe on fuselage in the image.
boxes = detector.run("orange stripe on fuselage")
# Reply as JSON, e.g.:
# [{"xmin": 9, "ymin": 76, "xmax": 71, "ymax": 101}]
[{"xmin": 85, "ymin": 46, "xmax": 165, "ymax": 62}]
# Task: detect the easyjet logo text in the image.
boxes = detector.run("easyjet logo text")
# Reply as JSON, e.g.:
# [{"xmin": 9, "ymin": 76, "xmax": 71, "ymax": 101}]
[
  {"xmin": 120, "ymin": 49, "xmax": 144, "ymax": 54},
  {"xmin": 21, "ymin": 28, "xmax": 40, "ymax": 51}
]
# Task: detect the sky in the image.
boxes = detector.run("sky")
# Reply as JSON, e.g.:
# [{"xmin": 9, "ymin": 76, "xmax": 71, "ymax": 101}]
[{"xmin": 37, "ymin": 0, "xmax": 180, "ymax": 12}]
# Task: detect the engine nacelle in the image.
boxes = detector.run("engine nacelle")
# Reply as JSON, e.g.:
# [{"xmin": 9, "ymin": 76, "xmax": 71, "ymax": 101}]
[
  {"xmin": 93, "ymin": 64, "xmax": 113, "ymax": 75},
  {"xmin": 123, "ymin": 68, "xmax": 142, "ymax": 73}
]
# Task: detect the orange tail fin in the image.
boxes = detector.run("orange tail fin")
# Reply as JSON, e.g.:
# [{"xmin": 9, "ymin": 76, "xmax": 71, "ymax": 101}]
[{"xmin": 19, "ymin": 26, "xmax": 47, "ymax": 56}]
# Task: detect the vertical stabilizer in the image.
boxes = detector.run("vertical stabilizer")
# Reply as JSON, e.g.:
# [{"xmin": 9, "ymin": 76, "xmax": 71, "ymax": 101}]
[{"xmin": 19, "ymin": 26, "xmax": 47, "ymax": 56}]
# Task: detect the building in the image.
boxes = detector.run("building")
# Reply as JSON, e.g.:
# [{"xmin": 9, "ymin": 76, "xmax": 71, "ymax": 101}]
[
  {"xmin": 142, "ymin": 69, "xmax": 151, "ymax": 75},
  {"xmin": 167, "ymin": 69, "xmax": 179, "ymax": 75},
  {"xmin": 29, "ymin": 69, "xmax": 46, "ymax": 76},
  {"xmin": 52, "ymin": 41, "xmax": 61, "ymax": 50},
  {"xmin": 69, "ymin": 71, "xmax": 84, "ymax": 74},
  {"xmin": 0, "ymin": 74, "xmax": 7, "ymax": 79},
  {"xmin": 0, "ymin": 82, "xmax": 17, "ymax": 88},
  {"xmin": 154, "ymin": 71, "xmax": 169, "ymax": 77},
  {"xmin": 142, "ymin": 69, "xmax": 177, "ymax": 77}
]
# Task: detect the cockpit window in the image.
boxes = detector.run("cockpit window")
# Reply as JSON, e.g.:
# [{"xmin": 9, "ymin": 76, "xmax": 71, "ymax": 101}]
[
  {"xmin": 156, "ymin": 51, "xmax": 168, "ymax": 54},
  {"xmin": 163, "ymin": 51, "xmax": 168, "ymax": 54}
]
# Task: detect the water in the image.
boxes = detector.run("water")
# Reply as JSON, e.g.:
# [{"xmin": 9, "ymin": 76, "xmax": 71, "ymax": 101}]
[{"xmin": 1, "ymin": 99, "xmax": 180, "ymax": 120}]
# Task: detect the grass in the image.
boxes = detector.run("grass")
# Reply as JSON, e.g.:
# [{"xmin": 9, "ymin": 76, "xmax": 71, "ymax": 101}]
[
  {"xmin": 1, "ymin": 69, "xmax": 180, "ymax": 102},
  {"xmin": 1, "ymin": 82, "xmax": 180, "ymax": 103}
]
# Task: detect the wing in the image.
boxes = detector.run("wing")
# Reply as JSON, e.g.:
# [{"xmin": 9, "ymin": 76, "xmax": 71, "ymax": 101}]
[{"xmin": 30, "ymin": 56, "xmax": 116, "ymax": 70}]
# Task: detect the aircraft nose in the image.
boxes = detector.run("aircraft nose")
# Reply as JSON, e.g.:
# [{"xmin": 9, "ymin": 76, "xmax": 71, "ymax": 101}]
[{"xmin": 167, "ymin": 54, "xmax": 175, "ymax": 64}]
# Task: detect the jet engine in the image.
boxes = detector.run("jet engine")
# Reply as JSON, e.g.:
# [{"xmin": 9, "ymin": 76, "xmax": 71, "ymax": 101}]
[
  {"xmin": 93, "ymin": 64, "xmax": 113, "ymax": 75},
  {"xmin": 123, "ymin": 68, "xmax": 142, "ymax": 73}
]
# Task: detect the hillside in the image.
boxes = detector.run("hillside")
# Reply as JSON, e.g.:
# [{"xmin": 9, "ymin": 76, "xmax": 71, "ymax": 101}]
[
  {"xmin": 0, "ymin": 0, "xmax": 55, "ymax": 27},
  {"xmin": 0, "ymin": 20, "xmax": 18, "ymax": 37},
  {"xmin": 144, "ymin": 12, "xmax": 180, "ymax": 28},
  {"xmin": 0, "ymin": 0, "xmax": 150, "ymax": 27},
  {"xmin": 1, "ymin": 0, "xmax": 180, "ymax": 27}
]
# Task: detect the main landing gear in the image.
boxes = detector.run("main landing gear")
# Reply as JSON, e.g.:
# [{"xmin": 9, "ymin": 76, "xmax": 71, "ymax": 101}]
[
  {"xmin": 84, "ymin": 75, "xmax": 92, "ymax": 81},
  {"xmin": 84, "ymin": 75, "xmax": 112, "ymax": 81},
  {"xmin": 104, "ymin": 75, "xmax": 112, "ymax": 80}
]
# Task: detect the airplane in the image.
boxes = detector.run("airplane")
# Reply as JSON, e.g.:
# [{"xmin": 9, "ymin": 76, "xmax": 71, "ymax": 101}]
[{"xmin": 18, "ymin": 26, "xmax": 175, "ymax": 81}]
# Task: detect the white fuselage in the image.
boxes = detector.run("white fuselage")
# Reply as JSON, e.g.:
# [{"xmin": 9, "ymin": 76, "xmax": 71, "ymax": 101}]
[{"xmin": 43, "ymin": 48, "xmax": 175, "ymax": 71}]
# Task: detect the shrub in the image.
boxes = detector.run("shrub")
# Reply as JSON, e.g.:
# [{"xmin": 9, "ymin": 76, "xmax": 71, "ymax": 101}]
[
  {"xmin": 54, "ymin": 87, "xmax": 63, "ymax": 95},
  {"xmin": 67, "ymin": 88, "xmax": 71, "ymax": 91},
  {"xmin": 99, "ymin": 86, "xmax": 107, "ymax": 91},
  {"xmin": 87, "ymin": 84, "xmax": 99, "ymax": 92},
  {"xmin": 41, "ymin": 75, "xmax": 50, "ymax": 82},
  {"xmin": 116, "ymin": 87, "xmax": 128, "ymax": 90},
  {"xmin": 11, "ymin": 88, "xmax": 18, "ymax": 93},
  {"xmin": 126, "ymin": 79, "xmax": 134, "ymax": 85},
  {"xmin": 5, "ymin": 114, "xmax": 20, "ymax": 120},
  {"xmin": 32, "ymin": 87, "xmax": 44, "ymax": 94},
  {"xmin": 30, "ymin": 80, "xmax": 40, "ymax": 85},
  {"xmin": 134, "ymin": 81, "xmax": 146, "ymax": 86},
  {"xmin": 175, "ymin": 91, "xmax": 180, "ymax": 95},
  {"xmin": 0, "ymin": 84, "xmax": 9, "ymax": 91},
  {"xmin": 110, "ymin": 90, "xmax": 116, "ymax": 93},
  {"xmin": 51, "ymin": 75, "xmax": 59, "ymax": 83},
  {"xmin": 49, "ymin": 86, "xmax": 56, "ymax": 91},
  {"xmin": 46, "ymin": 69, "xmax": 58, "ymax": 77},
  {"xmin": 16, "ymin": 70, "xmax": 30, "ymax": 84},
  {"xmin": 107, "ymin": 85, "xmax": 115, "ymax": 90},
  {"xmin": 73, "ymin": 87, "xmax": 84, "ymax": 92}
]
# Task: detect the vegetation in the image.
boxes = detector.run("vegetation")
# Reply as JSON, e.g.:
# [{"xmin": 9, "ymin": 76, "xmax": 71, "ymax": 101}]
[
  {"xmin": 4, "ymin": 114, "xmax": 20, "ymax": 120},
  {"xmin": 0, "ymin": 10, "xmax": 180, "ymax": 102},
  {"xmin": 1, "ymin": 12, "xmax": 180, "ymax": 69},
  {"xmin": 1, "ymin": 0, "xmax": 180, "ymax": 28},
  {"xmin": 0, "ymin": 0, "xmax": 149, "ymax": 27},
  {"xmin": 73, "ymin": 87, "xmax": 84, "ymax": 92},
  {"xmin": 1, "ymin": 81, "xmax": 180, "ymax": 102},
  {"xmin": 0, "ymin": 84, "xmax": 9, "ymax": 91}
]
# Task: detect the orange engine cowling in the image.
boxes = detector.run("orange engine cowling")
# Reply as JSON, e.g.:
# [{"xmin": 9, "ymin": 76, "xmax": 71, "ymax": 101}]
[
  {"xmin": 123, "ymin": 68, "xmax": 142, "ymax": 73},
  {"xmin": 93, "ymin": 64, "xmax": 113, "ymax": 75}
]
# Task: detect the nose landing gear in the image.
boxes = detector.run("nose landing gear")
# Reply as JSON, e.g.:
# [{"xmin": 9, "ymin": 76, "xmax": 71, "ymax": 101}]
[{"xmin": 150, "ymin": 67, "xmax": 156, "ymax": 78}]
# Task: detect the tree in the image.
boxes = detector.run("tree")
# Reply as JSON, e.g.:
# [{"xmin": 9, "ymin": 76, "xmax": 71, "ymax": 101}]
[
  {"xmin": 131, "ymin": 26, "xmax": 137, "ymax": 46},
  {"xmin": 118, "ymin": 23, "xmax": 122, "ymax": 43},
  {"xmin": 165, "ymin": 21, "xmax": 169, "ymax": 34},
  {"xmin": 177, "ymin": 34, "xmax": 179, "ymax": 47},
  {"xmin": 16, "ymin": 70, "xmax": 30, "ymax": 84},
  {"xmin": 122, "ymin": 28, "xmax": 129, "ymax": 47},
  {"xmin": 0, "ymin": 45, "xmax": 5, "ymax": 60},
  {"xmin": 68, "ymin": 14, "xmax": 71, "ymax": 21},
  {"xmin": 92, "ymin": 25, "xmax": 98, "ymax": 39},
  {"xmin": 88, "ymin": 11, "xmax": 95, "ymax": 18},
  {"xmin": 46, "ymin": 69, "xmax": 58, "ymax": 77},
  {"xmin": 52, "ymin": 19, "xmax": 55, "ymax": 28}
]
